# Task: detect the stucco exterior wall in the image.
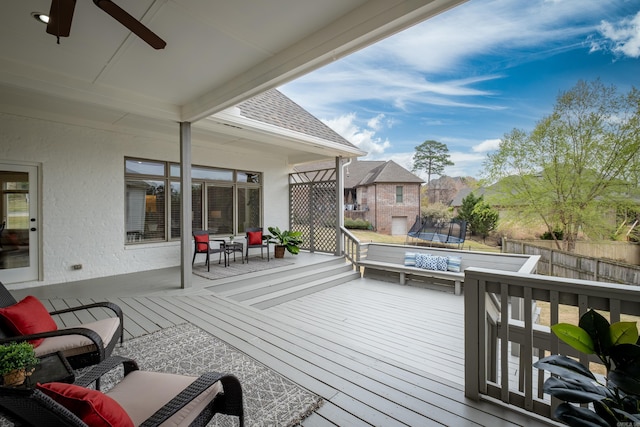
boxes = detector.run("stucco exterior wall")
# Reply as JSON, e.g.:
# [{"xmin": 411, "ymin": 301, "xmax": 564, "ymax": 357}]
[{"xmin": 0, "ymin": 113, "xmax": 291, "ymax": 289}]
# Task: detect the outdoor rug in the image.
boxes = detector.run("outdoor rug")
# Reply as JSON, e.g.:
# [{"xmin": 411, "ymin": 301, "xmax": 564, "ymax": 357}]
[
  {"xmin": 108, "ymin": 323, "xmax": 322, "ymax": 426},
  {"xmin": 193, "ymin": 256, "xmax": 293, "ymax": 281},
  {"xmin": 0, "ymin": 324, "xmax": 322, "ymax": 427}
]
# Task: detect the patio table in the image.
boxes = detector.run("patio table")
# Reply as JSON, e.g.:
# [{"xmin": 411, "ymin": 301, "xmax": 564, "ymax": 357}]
[{"xmin": 223, "ymin": 242, "xmax": 244, "ymax": 266}]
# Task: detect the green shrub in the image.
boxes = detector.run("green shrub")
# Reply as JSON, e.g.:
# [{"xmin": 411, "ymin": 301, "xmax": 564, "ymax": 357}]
[
  {"xmin": 344, "ymin": 218, "xmax": 371, "ymax": 229},
  {"xmin": 541, "ymin": 229, "xmax": 564, "ymax": 240}
]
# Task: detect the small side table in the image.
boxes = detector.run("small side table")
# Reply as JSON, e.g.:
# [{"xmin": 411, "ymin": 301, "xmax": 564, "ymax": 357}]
[
  {"xmin": 224, "ymin": 242, "xmax": 244, "ymax": 266},
  {"xmin": 26, "ymin": 352, "xmax": 75, "ymax": 386}
]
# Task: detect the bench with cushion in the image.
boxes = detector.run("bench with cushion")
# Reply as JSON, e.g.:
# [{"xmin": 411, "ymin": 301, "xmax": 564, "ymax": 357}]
[{"xmin": 359, "ymin": 243, "xmax": 540, "ymax": 295}]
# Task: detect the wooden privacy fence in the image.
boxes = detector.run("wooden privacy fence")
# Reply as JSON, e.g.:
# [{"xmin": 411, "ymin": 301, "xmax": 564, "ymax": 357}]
[{"xmin": 503, "ymin": 239, "xmax": 640, "ymax": 285}]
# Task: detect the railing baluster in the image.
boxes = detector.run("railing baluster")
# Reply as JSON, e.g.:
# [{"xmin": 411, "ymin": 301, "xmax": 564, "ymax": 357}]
[
  {"xmin": 500, "ymin": 283, "xmax": 509, "ymax": 402},
  {"xmin": 464, "ymin": 267, "xmax": 640, "ymax": 422},
  {"xmin": 523, "ymin": 286, "xmax": 534, "ymax": 411},
  {"xmin": 610, "ymin": 299, "xmax": 621, "ymax": 323}
]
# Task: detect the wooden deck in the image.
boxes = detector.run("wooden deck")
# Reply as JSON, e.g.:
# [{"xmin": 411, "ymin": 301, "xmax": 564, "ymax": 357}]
[{"xmin": 10, "ymin": 253, "xmax": 556, "ymax": 426}]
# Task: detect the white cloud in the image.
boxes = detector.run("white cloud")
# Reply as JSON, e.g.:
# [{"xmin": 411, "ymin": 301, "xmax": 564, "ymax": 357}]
[
  {"xmin": 472, "ymin": 139, "xmax": 502, "ymax": 153},
  {"xmin": 322, "ymin": 113, "xmax": 390, "ymax": 155},
  {"xmin": 281, "ymin": 0, "xmax": 611, "ymax": 117},
  {"xmin": 594, "ymin": 11, "xmax": 640, "ymax": 58},
  {"xmin": 367, "ymin": 114, "xmax": 385, "ymax": 131}
]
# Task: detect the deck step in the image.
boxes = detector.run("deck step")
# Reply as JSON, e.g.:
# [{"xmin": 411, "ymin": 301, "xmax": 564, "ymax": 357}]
[
  {"xmin": 222, "ymin": 263, "xmax": 355, "ymax": 300},
  {"xmin": 204, "ymin": 256, "xmax": 347, "ymax": 294},
  {"xmin": 245, "ymin": 270, "xmax": 361, "ymax": 309}
]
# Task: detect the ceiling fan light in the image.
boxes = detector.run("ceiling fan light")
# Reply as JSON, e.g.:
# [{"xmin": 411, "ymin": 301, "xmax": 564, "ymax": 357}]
[{"xmin": 32, "ymin": 12, "xmax": 50, "ymax": 24}]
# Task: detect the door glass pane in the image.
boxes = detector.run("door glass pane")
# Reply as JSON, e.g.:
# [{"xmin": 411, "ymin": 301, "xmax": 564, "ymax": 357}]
[
  {"xmin": 1, "ymin": 172, "xmax": 30, "ymax": 269},
  {"xmin": 207, "ymin": 186, "xmax": 233, "ymax": 235},
  {"xmin": 237, "ymin": 187, "xmax": 261, "ymax": 233},
  {"xmin": 125, "ymin": 179, "xmax": 165, "ymax": 242}
]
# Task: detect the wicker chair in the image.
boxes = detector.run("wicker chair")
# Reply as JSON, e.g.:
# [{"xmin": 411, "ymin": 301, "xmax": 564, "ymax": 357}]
[
  {"xmin": 0, "ymin": 356, "xmax": 245, "ymax": 427},
  {"xmin": 0, "ymin": 281, "xmax": 123, "ymax": 371}
]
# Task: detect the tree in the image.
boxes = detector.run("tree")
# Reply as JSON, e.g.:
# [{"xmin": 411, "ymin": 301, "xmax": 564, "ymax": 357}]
[
  {"xmin": 457, "ymin": 192, "xmax": 483, "ymax": 233},
  {"xmin": 421, "ymin": 202, "xmax": 453, "ymax": 224},
  {"xmin": 484, "ymin": 80, "xmax": 640, "ymax": 251},
  {"xmin": 470, "ymin": 201, "xmax": 499, "ymax": 242},
  {"xmin": 412, "ymin": 140, "xmax": 454, "ymax": 187}
]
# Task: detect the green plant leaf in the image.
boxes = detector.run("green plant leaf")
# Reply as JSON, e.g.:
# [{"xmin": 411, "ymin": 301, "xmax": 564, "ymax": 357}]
[
  {"xmin": 612, "ymin": 407, "xmax": 640, "ymax": 423},
  {"xmin": 609, "ymin": 369, "xmax": 640, "ymax": 396},
  {"xmin": 579, "ymin": 309, "xmax": 612, "ymax": 356},
  {"xmin": 555, "ymin": 403, "xmax": 610, "ymax": 427},
  {"xmin": 593, "ymin": 400, "xmax": 620, "ymax": 427},
  {"xmin": 552, "ymin": 323, "xmax": 595, "ymax": 354},
  {"xmin": 534, "ymin": 354, "xmax": 596, "ymax": 380},
  {"xmin": 610, "ymin": 322, "xmax": 639, "ymax": 346},
  {"xmin": 610, "ymin": 344, "xmax": 640, "ymax": 371},
  {"xmin": 543, "ymin": 376, "xmax": 612, "ymax": 403}
]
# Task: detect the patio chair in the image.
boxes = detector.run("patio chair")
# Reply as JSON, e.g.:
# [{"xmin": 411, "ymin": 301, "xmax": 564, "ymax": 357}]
[
  {"xmin": 192, "ymin": 230, "xmax": 225, "ymax": 271},
  {"xmin": 0, "ymin": 355, "xmax": 245, "ymax": 427},
  {"xmin": 245, "ymin": 227, "xmax": 269, "ymax": 263},
  {"xmin": 0, "ymin": 281, "xmax": 124, "ymax": 371}
]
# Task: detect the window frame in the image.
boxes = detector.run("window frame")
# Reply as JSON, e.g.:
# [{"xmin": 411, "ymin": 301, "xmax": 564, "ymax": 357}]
[
  {"xmin": 124, "ymin": 157, "xmax": 263, "ymax": 245},
  {"xmin": 396, "ymin": 185, "xmax": 403, "ymax": 203}
]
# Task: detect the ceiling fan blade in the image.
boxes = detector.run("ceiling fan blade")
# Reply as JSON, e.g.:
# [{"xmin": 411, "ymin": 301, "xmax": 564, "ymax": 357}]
[
  {"xmin": 93, "ymin": 0, "xmax": 166, "ymax": 49},
  {"xmin": 46, "ymin": 0, "xmax": 76, "ymax": 37}
]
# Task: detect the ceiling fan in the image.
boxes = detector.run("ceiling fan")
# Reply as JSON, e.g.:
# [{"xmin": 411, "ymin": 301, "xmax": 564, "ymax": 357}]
[{"xmin": 46, "ymin": 0, "xmax": 166, "ymax": 49}]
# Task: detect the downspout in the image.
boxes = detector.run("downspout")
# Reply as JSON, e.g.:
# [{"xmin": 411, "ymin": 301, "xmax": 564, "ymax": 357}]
[{"xmin": 374, "ymin": 184, "xmax": 377, "ymax": 231}]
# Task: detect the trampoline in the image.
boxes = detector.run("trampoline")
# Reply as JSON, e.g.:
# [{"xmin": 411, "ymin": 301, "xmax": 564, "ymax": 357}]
[{"xmin": 406, "ymin": 216, "xmax": 467, "ymax": 248}]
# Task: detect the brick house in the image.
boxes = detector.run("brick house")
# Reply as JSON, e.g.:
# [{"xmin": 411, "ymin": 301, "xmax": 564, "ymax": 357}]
[
  {"xmin": 344, "ymin": 159, "xmax": 424, "ymax": 235},
  {"xmin": 295, "ymin": 158, "xmax": 423, "ymax": 235}
]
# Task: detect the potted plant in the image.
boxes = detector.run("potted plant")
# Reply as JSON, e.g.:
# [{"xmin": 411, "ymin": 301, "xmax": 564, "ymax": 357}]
[
  {"xmin": 534, "ymin": 309, "xmax": 640, "ymax": 426},
  {"xmin": 266, "ymin": 226, "xmax": 303, "ymax": 258},
  {"xmin": 0, "ymin": 342, "xmax": 39, "ymax": 386}
]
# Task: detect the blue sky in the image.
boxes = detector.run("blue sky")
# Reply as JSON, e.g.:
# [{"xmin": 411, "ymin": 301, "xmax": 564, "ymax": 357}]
[{"xmin": 279, "ymin": 0, "xmax": 640, "ymax": 179}]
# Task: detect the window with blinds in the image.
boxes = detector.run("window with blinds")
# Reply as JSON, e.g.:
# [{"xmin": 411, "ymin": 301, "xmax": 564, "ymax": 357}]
[{"xmin": 125, "ymin": 158, "xmax": 262, "ymax": 244}]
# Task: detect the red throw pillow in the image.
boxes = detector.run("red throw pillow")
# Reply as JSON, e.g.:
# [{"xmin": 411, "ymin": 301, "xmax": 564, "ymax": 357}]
[
  {"xmin": 194, "ymin": 233, "xmax": 209, "ymax": 252},
  {"xmin": 0, "ymin": 296, "xmax": 58, "ymax": 347},
  {"xmin": 37, "ymin": 383, "xmax": 134, "ymax": 427},
  {"xmin": 248, "ymin": 231, "xmax": 262, "ymax": 245}
]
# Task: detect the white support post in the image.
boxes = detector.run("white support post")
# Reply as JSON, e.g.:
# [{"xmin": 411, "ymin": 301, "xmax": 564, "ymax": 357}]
[
  {"xmin": 180, "ymin": 122, "xmax": 192, "ymax": 289},
  {"xmin": 336, "ymin": 156, "xmax": 344, "ymax": 256}
]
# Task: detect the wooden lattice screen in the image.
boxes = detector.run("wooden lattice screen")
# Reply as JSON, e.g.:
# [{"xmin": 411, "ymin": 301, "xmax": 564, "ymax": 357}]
[{"xmin": 289, "ymin": 168, "xmax": 338, "ymax": 254}]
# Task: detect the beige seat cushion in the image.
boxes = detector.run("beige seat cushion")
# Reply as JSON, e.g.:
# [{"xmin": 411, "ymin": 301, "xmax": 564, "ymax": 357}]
[
  {"xmin": 106, "ymin": 371, "xmax": 223, "ymax": 427},
  {"xmin": 34, "ymin": 318, "xmax": 120, "ymax": 358}
]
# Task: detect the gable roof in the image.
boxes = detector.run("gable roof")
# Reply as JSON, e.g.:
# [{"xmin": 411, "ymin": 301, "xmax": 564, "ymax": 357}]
[
  {"xmin": 353, "ymin": 160, "xmax": 424, "ymax": 186},
  {"xmin": 237, "ymin": 89, "xmax": 356, "ymax": 149},
  {"xmin": 293, "ymin": 158, "xmax": 424, "ymax": 186}
]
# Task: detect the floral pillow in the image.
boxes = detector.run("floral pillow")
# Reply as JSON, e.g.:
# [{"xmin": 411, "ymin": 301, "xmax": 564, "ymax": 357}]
[{"xmin": 416, "ymin": 254, "xmax": 448, "ymax": 271}]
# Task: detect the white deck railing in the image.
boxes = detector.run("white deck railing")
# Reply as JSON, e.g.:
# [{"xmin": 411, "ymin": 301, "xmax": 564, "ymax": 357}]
[{"xmin": 464, "ymin": 267, "xmax": 640, "ymax": 420}]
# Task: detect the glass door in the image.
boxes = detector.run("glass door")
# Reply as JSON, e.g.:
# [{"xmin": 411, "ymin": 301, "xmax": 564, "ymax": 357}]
[{"xmin": 0, "ymin": 163, "xmax": 39, "ymax": 283}]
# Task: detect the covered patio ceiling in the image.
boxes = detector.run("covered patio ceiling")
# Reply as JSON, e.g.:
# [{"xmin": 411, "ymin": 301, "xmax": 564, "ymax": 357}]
[{"xmin": 1, "ymin": 0, "xmax": 466, "ymax": 137}]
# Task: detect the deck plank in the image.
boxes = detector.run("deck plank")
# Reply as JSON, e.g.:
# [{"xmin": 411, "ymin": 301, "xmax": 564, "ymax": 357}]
[{"xmin": 16, "ymin": 254, "xmax": 557, "ymax": 427}]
